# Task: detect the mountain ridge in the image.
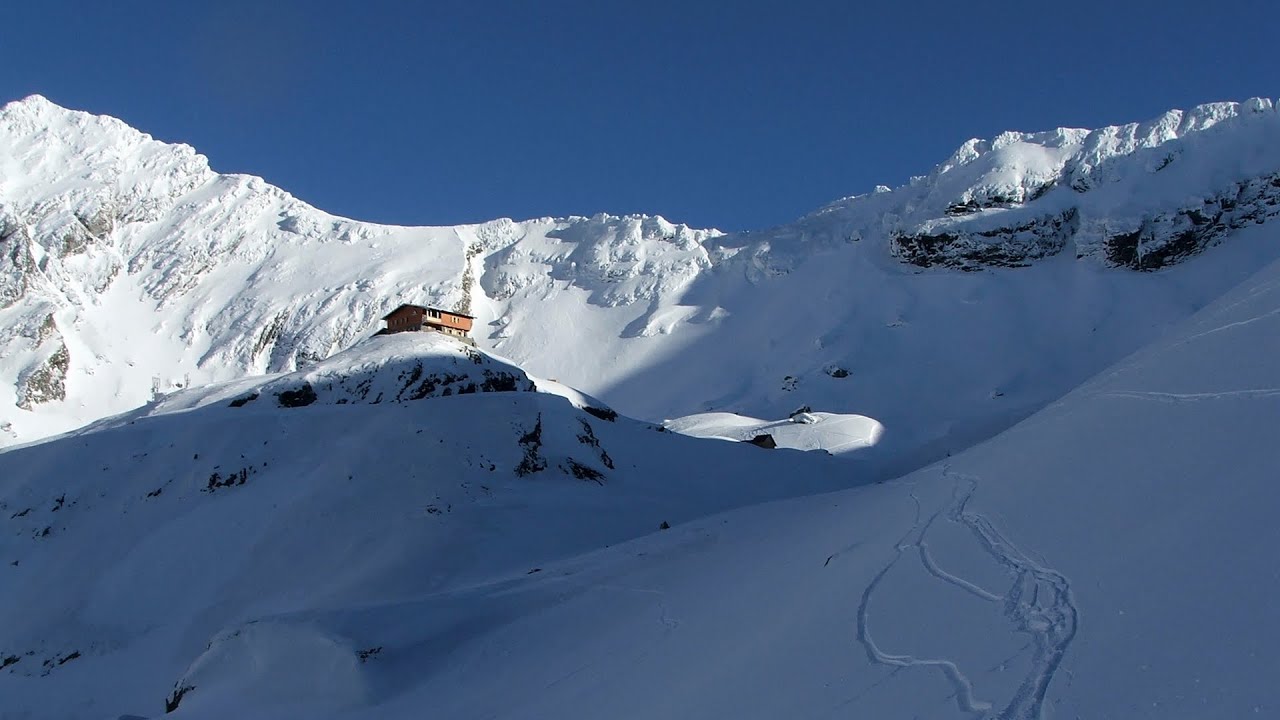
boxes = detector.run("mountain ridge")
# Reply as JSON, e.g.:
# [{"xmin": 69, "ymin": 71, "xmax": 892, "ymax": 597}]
[
  {"xmin": 3, "ymin": 94, "xmax": 1280, "ymax": 719},
  {"xmin": 2, "ymin": 96, "xmax": 1278, "ymax": 474}
]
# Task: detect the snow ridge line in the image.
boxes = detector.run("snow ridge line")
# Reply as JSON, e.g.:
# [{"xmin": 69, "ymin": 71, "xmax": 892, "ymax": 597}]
[{"xmin": 853, "ymin": 472, "xmax": 1078, "ymax": 719}]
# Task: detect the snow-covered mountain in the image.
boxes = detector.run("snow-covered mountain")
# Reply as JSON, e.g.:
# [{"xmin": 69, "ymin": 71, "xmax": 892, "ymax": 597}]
[
  {"xmin": 3, "ymin": 230, "xmax": 1277, "ymax": 720},
  {"xmin": 318, "ymin": 248, "xmax": 1274, "ymax": 720},
  {"xmin": 3, "ymin": 95, "xmax": 1279, "ymax": 479},
  {"xmin": 3, "ymin": 94, "xmax": 1280, "ymax": 719}
]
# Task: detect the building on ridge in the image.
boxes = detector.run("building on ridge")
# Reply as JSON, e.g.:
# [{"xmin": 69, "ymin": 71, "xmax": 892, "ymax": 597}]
[{"xmin": 379, "ymin": 304, "xmax": 475, "ymax": 341}]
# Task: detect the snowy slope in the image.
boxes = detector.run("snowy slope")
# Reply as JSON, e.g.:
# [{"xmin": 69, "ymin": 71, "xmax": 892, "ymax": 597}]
[
  {"xmin": 130, "ymin": 332, "xmax": 538, "ymax": 417},
  {"xmin": 3, "ymin": 95, "xmax": 1280, "ymax": 483},
  {"xmin": 269, "ymin": 236, "xmax": 1280, "ymax": 719},
  {"xmin": 0, "ymin": 339, "xmax": 850, "ymax": 719},
  {"xmin": 3, "ymin": 94, "xmax": 1279, "ymax": 719},
  {"xmin": 400, "ymin": 238, "xmax": 1278, "ymax": 720},
  {"xmin": 4, "ymin": 231, "xmax": 1277, "ymax": 719}
]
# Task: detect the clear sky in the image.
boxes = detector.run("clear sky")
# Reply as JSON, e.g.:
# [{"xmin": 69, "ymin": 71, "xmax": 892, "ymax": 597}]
[{"xmin": 2, "ymin": 1, "xmax": 1276, "ymax": 231}]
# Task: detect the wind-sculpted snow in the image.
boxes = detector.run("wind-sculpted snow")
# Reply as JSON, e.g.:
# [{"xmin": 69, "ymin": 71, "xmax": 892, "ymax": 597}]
[{"xmin": 4, "ymin": 94, "xmax": 1280, "ymax": 479}]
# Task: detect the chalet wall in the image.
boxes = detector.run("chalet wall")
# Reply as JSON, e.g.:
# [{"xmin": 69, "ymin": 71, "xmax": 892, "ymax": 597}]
[{"xmin": 382, "ymin": 305, "xmax": 474, "ymax": 338}]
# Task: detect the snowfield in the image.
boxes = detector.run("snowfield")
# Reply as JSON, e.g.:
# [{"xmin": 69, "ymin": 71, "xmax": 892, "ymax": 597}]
[{"xmin": 1, "ymin": 95, "xmax": 1279, "ymax": 719}]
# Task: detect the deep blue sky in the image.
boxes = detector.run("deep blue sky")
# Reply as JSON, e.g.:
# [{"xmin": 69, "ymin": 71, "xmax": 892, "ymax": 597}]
[{"xmin": 2, "ymin": 1, "xmax": 1276, "ymax": 231}]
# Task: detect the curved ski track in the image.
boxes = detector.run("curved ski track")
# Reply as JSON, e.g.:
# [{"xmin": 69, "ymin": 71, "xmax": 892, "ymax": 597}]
[{"xmin": 853, "ymin": 468, "xmax": 1079, "ymax": 719}]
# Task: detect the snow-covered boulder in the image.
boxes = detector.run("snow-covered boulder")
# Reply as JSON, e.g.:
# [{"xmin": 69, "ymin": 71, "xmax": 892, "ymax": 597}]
[{"xmin": 664, "ymin": 410, "xmax": 884, "ymax": 456}]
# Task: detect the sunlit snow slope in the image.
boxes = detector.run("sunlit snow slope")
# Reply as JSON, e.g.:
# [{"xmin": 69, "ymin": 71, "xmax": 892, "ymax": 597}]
[
  {"xmin": 3, "ymin": 95, "xmax": 1279, "ymax": 479},
  {"xmin": 664, "ymin": 410, "xmax": 883, "ymax": 455}
]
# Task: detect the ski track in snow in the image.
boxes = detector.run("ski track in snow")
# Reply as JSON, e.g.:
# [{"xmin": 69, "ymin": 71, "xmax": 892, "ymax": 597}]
[
  {"xmin": 1102, "ymin": 388, "xmax": 1280, "ymax": 403},
  {"xmin": 853, "ymin": 469, "xmax": 1078, "ymax": 719},
  {"xmin": 1176, "ymin": 305, "xmax": 1280, "ymax": 344}
]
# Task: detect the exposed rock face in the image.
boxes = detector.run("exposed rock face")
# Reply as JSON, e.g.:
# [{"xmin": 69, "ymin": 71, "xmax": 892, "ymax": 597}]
[
  {"xmin": 16, "ymin": 341, "xmax": 69, "ymax": 410},
  {"xmin": 274, "ymin": 383, "xmax": 317, "ymax": 408},
  {"xmin": 883, "ymin": 166, "xmax": 1280, "ymax": 272},
  {"xmin": 58, "ymin": 207, "xmax": 114, "ymax": 257},
  {"xmin": 892, "ymin": 209, "xmax": 1079, "ymax": 270},
  {"xmin": 795, "ymin": 97, "xmax": 1280, "ymax": 274},
  {"xmin": 1103, "ymin": 173, "xmax": 1280, "ymax": 270},
  {"xmin": 0, "ymin": 222, "xmax": 36, "ymax": 310},
  {"xmin": 889, "ymin": 166, "xmax": 1280, "ymax": 272}
]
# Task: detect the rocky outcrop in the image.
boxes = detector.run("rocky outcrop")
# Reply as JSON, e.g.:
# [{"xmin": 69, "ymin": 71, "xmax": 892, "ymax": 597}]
[
  {"xmin": 1103, "ymin": 173, "xmax": 1280, "ymax": 270},
  {"xmin": 58, "ymin": 207, "xmax": 115, "ymax": 257},
  {"xmin": 206, "ymin": 334, "xmax": 542, "ymax": 412},
  {"xmin": 0, "ymin": 222, "xmax": 36, "ymax": 310},
  {"xmin": 16, "ymin": 341, "xmax": 69, "ymax": 410},
  {"xmin": 891, "ymin": 209, "xmax": 1078, "ymax": 271}
]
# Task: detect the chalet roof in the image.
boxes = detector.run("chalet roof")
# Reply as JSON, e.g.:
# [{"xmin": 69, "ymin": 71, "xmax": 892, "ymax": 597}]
[{"xmin": 380, "ymin": 303, "xmax": 476, "ymax": 321}]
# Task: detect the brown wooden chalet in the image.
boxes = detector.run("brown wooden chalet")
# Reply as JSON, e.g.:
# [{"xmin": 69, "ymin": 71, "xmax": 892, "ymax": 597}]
[{"xmin": 379, "ymin": 304, "xmax": 475, "ymax": 340}]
